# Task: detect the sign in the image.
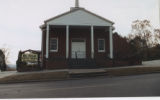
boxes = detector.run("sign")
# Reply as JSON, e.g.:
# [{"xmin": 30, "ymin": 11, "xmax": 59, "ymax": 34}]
[{"xmin": 21, "ymin": 52, "xmax": 38, "ymax": 65}]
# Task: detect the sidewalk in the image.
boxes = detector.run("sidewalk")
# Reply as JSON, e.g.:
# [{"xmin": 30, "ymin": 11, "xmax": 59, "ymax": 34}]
[
  {"xmin": 0, "ymin": 71, "xmax": 17, "ymax": 78},
  {"xmin": 142, "ymin": 60, "xmax": 160, "ymax": 67}
]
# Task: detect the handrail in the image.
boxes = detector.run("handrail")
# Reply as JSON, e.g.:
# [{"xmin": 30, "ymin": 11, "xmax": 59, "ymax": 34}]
[{"xmin": 72, "ymin": 51, "xmax": 86, "ymax": 59}]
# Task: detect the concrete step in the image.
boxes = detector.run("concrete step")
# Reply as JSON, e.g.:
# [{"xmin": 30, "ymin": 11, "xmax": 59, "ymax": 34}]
[{"xmin": 68, "ymin": 59, "xmax": 96, "ymax": 69}]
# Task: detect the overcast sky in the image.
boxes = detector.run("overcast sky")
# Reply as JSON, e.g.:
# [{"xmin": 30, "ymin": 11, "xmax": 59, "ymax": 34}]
[{"xmin": 0, "ymin": 0, "xmax": 159, "ymax": 65}]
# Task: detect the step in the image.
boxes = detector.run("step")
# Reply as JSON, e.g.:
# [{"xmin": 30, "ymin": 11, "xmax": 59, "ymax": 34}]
[{"xmin": 68, "ymin": 59, "xmax": 96, "ymax": 68}]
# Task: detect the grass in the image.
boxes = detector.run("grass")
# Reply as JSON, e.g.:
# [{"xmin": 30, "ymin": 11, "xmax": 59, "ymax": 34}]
[
  {"xmin": 0, "ymin": 71, "xmax": 69, "ymax": 83},
  {"xmin": 106, "ymin": 66, "xmax": 160, "ymax": 76}
]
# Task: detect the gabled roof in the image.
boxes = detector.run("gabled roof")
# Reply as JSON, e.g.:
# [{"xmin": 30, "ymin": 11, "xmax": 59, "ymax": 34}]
[{"xmin": 44, "ymin": 8, "xmax": 114, "ymax": 25}]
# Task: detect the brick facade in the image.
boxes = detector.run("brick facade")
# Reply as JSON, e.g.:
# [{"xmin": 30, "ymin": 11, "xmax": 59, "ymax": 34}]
[{"xmin": 41, "ymin": 26, "xmax": 113, "ymax": 69}]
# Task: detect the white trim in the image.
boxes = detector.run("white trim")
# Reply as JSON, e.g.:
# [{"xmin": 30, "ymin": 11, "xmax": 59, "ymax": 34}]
[
  {"xmin": 50, "ymin": 38, "xmax": 58, "ymax": 52},
  {"xmin": 40, "ymin": 28, "xmax": 44, "ymax": 67},
  {"xmin": 91, "ymin": 26, "xmax": 94, "ymax": 59},
  {"xmin": 109, "ymin": 26, "xmax": 113, "ymax": 59},
  {"xmin": 46, "ymin": 25, "xmax": 49, "ymax": 58},
  {"xmin": 66, "ymin": 25, "xmax": 69, "ymax": 59},
  {"xmin": 47, "ymin": 23, "xmax": 112, "ymax": 27},
  {"xmin": 98, "ymin": 39, "xmax": 105, "ymax": 53},
  {"xmin": 41, "ymin": 28, "xmax": 44, "ymax": 60}
]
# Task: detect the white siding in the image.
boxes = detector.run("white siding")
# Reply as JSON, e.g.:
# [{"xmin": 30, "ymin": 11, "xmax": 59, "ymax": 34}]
[{"xmin": 47, "ymin": 10, "xmax": 112, "ymax": 26}]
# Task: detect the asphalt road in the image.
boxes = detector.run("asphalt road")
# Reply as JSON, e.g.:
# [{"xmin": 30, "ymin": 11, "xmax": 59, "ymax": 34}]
[{"xmin": 1, "ymin": 74, "xmax": 160, "ymax": 98}]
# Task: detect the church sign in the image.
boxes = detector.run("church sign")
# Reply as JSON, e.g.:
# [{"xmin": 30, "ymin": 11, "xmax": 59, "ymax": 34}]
[
  {"xmin": 17, "ymin": 50, "xmax": 41, "ymax": 72},
  {"xmin": 21, "ymin": 52, "xmax": 38, "ymax": 65}
]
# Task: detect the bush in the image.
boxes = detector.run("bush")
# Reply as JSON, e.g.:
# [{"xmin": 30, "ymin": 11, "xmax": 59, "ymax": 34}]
[{"xmin": 113, "ymin": 32, "xmax": 142, "ymax": 66}]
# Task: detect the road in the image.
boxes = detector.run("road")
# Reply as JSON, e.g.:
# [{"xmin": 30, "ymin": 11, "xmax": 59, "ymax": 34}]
[{"xmin": 0, "ymin": 73, "xmax": 160, "ymax": 98}]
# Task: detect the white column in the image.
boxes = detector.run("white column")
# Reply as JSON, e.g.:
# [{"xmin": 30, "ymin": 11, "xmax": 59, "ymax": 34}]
[
  {"xmin": 91, "ymin": 26, "xmax": 94, "ymax": 59},
  {"xmin": 109, "ymin": 26, "xmax": 113, "ymax": 59},
  {"xmin": 46, "ymin": 25, "xmax": 49, "ymax": 58},
  {"xmin": 66, "ymin": 25, "xmax": 69, "ymax": 59}
]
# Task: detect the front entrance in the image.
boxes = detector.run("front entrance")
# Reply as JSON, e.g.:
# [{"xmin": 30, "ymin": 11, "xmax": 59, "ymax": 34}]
[{"xmin": 71, "ymin": 39, "xmax": 86, "ymax": 59}]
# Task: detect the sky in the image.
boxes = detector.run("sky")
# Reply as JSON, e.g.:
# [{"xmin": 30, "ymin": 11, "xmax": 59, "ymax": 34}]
[{"xmin": 0, "ymin": 0, "xmax": 159, "ymax": 65}]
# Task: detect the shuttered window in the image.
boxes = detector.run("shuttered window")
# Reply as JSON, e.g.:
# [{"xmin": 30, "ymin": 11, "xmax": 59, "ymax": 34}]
[
  {"xmin": 98, "ymin": 39, "xmax": 105, "ymax": 52},
  {"xmin": 50, "ymin": 38, "xmax": 58, "ymax": 52}
]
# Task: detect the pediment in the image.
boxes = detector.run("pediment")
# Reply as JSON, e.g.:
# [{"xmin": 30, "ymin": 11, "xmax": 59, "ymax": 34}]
[{"xmin": 46, "ymin": 8, "xmax": 114, "ymax": 26}]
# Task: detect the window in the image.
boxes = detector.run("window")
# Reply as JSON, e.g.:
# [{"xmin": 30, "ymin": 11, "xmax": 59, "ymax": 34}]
[
  {"xmin": 98, "ymin": 39, "xmax": 105, "ymax": 52},
  {"xmin": 50, "ymin": 38, "xmax": 58, "ymax": 52}
]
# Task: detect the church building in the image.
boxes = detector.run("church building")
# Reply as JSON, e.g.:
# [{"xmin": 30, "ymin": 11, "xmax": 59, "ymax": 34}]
[{"xmin": 40, "ymin": 0, "xmax": 114, "ymax": 69}]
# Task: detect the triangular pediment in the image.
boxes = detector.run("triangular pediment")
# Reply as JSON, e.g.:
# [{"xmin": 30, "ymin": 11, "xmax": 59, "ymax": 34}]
[{"xmin": 45, "ymin": 8, "xmax": 114, "ymax": 26}]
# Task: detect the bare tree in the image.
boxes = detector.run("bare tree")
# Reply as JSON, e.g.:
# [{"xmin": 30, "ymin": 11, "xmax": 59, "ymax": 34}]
[
  {"xmin": 127, "ymin": 20, "xmax": 157, "ymax": 60},
  {"xmin": 130, "ymin": 20, "xmax": 154, "ymax": 47},
  {"xmin": 0, "ymin": 45, "xmax": 11, "ymax": 65}
]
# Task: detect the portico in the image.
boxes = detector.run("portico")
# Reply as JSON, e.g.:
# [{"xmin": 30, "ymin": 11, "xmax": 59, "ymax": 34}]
[{"xmin": 45, "ymin": 25, "xmax": 113, "ymax": 59}]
